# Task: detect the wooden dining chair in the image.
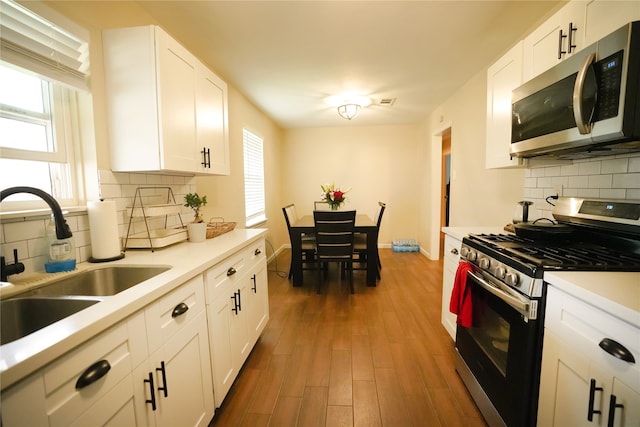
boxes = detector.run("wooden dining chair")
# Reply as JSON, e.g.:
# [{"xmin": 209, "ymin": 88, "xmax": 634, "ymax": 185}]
[
  {"xmin": 313, "ymin": 210, "xmax": 356, "ymax": 293},
  {"xmin": 353, "ymin": 202, "xmax": 386, "ymax": 279},
  {"xmin": 282, "ymin": 204, "xmax": 315, "ymax": 280}
]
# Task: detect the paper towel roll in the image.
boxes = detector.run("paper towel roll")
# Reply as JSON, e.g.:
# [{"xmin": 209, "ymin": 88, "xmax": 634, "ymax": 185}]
[{"xmin": 87, "ymin": 200, "xmax": 123, "ymax": 261}]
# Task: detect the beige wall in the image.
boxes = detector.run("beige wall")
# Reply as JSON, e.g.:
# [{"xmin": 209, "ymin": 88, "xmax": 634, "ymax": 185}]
[
  {"xmin": 282, "ymin": 125, "xmax": 422, "ymax": 246},
  {"xmin": 418, "ymin": 71, "xmax": 525, "ymax": 258}
]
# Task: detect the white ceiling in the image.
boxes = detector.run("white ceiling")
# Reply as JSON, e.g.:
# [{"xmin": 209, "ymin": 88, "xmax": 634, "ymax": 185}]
[{"xmin": 136, "ymin": 1, "xmax": 561, "ymax": 129}]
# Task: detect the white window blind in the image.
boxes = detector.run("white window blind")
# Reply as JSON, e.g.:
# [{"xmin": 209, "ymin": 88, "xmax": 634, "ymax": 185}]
[
  {"xmin": 0, "ymin": 0, "xmax": 90, "ymax": 90},
  {"xmin": 243, "ymin": 129, "xmax": 266, "ymax": 227}
]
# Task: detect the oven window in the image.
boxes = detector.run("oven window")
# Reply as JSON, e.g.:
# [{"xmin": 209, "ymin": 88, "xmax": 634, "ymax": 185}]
[{"xmin": 468, "ymin": 291, "xmax": 511, "ymax": 376}]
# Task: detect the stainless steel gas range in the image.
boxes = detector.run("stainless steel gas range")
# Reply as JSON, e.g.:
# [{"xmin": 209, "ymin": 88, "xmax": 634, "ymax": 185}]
[{"xmin": 454, "ymin": 197, "xmax": 640, "ymax": 427}]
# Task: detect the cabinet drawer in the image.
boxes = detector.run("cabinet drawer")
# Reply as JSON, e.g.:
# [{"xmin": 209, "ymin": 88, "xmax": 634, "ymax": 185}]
[
  {"xmin": 145, "ymin": 274, "xmax": 206, "ymax": 353},
  {"xmin": 545, "ymin": 286, "xmax": 640, "ymax": 368},
  {"xmin": 443, "ymin": 235, "xmax": 462, "ymax": 265},
  {"xmin": 2, "ymin": 312, "xmax": 146, "ymax": 427},
  {"xmin": 205, "ymin": 238, "xmax": 265, "ymax": 301}
]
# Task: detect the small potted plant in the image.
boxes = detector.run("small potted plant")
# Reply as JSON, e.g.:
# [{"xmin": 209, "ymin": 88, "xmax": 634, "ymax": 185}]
[{"xmin": 184, "ymin": 192, "xmax": 207, "ymax": 242}]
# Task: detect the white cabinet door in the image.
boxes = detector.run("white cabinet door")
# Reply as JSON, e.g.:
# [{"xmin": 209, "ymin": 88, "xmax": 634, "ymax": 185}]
[
  {"xmin": 156, "ymin": 29, "xmax": 199, "ymax": 173},
  {"xmin": 151, "ymin": 310, "xmax": 214, "ymax": 427},
  {"xmin": 246, "ymin": 262, "xmax": 269, "ymax": 343},
  {"xmin": 441, "ymin": 234, "xmax": 462, "ymax": 340},
  {"xmin": 486, "ymin": 41, "xmax": 525, "ymax": 169},
  {"xmin": 208, "ymin": 288, "xmax": 238, "ymax": 406},
  {"xmin": 196, "ymin": 66, "xmax": 230, "ymax": 175},
  {"xmin": 584, "ymin": 0, "xmax": 640, "ymax": 45},
  {"xmin": 538, "ymin": 330, "xmax": 593, "ymax": 427},
  {"xmin": 524, "ymin": 1, "xmax": 586, "ymax": 80}
]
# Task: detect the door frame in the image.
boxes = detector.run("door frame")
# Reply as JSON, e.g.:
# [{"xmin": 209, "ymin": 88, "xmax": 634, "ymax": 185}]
[{"xmin": 428, "ymin": 121, "xmax": 452, "ymax": 260}]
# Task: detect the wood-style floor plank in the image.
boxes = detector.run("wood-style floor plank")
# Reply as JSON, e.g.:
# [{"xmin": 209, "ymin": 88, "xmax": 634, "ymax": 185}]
[{"xmin": 209, "ymin": 249, "xmax": 486, "ymax": 426}]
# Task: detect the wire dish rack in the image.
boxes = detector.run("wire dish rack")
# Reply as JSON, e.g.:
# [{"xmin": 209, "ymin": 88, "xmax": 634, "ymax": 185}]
[{"xmin": 123, "ymin": 187, "xmax": 187, "ymax": 251}]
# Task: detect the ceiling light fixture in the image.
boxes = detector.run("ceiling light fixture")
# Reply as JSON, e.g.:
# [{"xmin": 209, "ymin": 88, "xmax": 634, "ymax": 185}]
[{"xmin": 337, "ymin": 104, "xmax": 361, "ymax": 120}]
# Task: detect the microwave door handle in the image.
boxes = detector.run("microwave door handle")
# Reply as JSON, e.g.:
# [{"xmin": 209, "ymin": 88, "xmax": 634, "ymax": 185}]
[
  {"xmin": 467, "ymin": 271, "xmax": 532, "ymax": 319},
  {"xmin": 573, "ymin": 53, "xmax": 596, "ymax": 134}
]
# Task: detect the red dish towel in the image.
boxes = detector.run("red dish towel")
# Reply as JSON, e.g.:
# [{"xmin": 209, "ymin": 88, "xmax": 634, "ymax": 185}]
[{"xmin": 449, "ymin": 261, "xmax": 474, "ymax": 328}]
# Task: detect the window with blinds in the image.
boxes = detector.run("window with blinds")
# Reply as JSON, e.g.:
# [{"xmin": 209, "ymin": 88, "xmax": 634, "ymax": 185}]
[
  {"xmin": 243, "ymin": 129, "xmax": 266, "ymax": 227},
  {"xmin": 0, "ymin": 0, "xmax": 92, "ymax": 211}
]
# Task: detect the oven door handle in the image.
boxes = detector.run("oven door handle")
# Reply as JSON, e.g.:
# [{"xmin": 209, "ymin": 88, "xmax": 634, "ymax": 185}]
[{"xmin": 468, "ymin": 271, "xmax": 534, "ymax": 320}]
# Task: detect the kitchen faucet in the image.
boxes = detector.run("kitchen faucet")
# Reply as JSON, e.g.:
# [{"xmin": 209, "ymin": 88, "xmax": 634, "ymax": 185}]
[{"xmin": 0, "ymin": 186, "xmax": 73, "ymax": 281}]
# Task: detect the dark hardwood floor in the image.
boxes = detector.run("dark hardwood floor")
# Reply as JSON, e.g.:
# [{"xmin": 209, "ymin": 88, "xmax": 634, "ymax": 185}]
[{"xmin": 209, "ymin": 248, "xmax": 486, "ymax": 427}]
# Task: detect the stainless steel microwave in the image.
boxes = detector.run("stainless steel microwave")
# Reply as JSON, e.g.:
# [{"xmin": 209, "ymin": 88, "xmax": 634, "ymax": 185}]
[{"xmin": 511, "ymin": 21, "xmax": 640, "ymax": 159}]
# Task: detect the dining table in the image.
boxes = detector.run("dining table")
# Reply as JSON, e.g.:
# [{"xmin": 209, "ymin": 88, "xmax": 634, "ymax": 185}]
[{"xmin": 290, "ymin": 214, "xmax": 378, "ymax": 286}]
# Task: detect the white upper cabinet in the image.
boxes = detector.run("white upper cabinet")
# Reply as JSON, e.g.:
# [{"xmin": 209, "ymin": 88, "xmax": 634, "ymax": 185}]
[
  {"xmin": 524, "ymin": 1, "xmax": 586, "ymax": 80},
  {"xmin": 584, "ymin": 0, "xmax": 640, "ymax": 45},
  {"xmin": 196, "ymin": 67, "xmax": 230, "ymax": 175},
  {"xmin": 524, "ymin": 0, "xmax": 640, "ymax": 81},
  {"xmin": 485, "ymin": 41, "xmax": 525, "ymax": 169},
  {"xmin": 103, "ymin": 25, "xmax": 229, "ymax": 175}
]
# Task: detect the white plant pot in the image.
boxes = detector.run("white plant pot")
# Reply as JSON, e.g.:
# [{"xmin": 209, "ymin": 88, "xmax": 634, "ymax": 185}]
[{"xmin": 187, "ymin": 222, "xmax": 207, "ymax": 243}]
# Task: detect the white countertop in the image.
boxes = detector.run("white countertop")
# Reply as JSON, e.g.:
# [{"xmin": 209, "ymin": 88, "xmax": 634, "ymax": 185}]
[
  {"xmin": 441, "ymin": 226, "xmax": 508, "ymax": 241},
  {"xmin": 544, "ymin": 271, "xmax": 640, "ymax": 328},
  {"xmin": 0, "ymin": 228, "xmax": 267, "ymax": 390}
]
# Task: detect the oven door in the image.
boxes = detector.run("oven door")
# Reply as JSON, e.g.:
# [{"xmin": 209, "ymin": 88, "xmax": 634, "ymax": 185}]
[{"xmin": 456, "ymin": 269, "xmax": 543, "ymax": 427}]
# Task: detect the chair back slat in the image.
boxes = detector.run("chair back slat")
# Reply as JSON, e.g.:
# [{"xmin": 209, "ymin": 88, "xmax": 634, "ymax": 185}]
[{"xmin": 313, "ymin": 210, "xmax": 356, "ymax": 261}]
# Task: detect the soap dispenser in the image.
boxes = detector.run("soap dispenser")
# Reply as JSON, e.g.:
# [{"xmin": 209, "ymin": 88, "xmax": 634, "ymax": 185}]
[{"xmin": 45, "ymin": 215, "xmax": 76, "ymax": 273}]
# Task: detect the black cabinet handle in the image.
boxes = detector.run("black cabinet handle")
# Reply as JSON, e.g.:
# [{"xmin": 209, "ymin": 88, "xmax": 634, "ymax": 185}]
[
  {"xmin": 231, "ymin": 291, "xmax": 239, "ymax": 314},
  {"xmin": 75, "ymin": 359, "xmax": 111, "ymax": 389},
  {"xmin": 156, "ymin": 361, "xmax": 168, "ymax": 397},
  {"xmin": 588, "ymin": 379, "xmax": 602, "ymax": 421},
  {"xmin": 144, "ymin": 372, "xmax": 157, "ymax": 411},
  {"xmin": 251, "ymin": 274, "xmax": 257, "ymax": 293},
  {"xmin": 201, "ymin": 147, "xmax": 211, "ymax": 168},
  {"xmin": 227, "ymin": 267, "xmax": 237, "ymax": 276},
  {"xmin": 171, "ymin": 302, "xmax": 189, "ymax": 318},
  {"xmin": 599, "ymin": 338, "xmax": 636, "ymax": 364},
  {"xmin": 607, "ymin": 394, "xmax": 623, "ymax": 427},
  {"xmin": 558, "ymin": 29, "xmax": 567, "ymax": 59},
  {"xmin": 237, "ymin": 289, "xmax": 242, "ymax": 311},
  {"xmin": 254, "ymin": 248, "xmax": 261, "ymax": 256},
  {"xmin": 568, "ymin": 22, "xmax": 577, "ymax": 54}
]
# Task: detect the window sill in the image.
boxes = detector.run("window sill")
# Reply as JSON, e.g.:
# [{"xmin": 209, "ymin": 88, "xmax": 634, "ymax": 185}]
[{"xmin": 246, "ymin": 216, "xmax": 267, "ymax": 228}]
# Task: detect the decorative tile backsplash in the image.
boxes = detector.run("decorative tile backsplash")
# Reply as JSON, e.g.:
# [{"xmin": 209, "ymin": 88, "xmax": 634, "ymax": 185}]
[
  {"xmin": 0, "ymin": 170, "xmax": 196, "ymax": 277},
  {"xmin": 523, "ymin": 153, "xmax": 640, "ymax": 220}
]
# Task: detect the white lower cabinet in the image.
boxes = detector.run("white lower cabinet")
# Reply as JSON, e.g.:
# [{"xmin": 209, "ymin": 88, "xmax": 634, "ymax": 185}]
[
  {"xmin": 134, "ymin": 274, "xmax": 214, "ymax": 427},
  {"xmin": 133, "ymin": 310, "xmax": 213, "ymax": 427},
  {"xmin": 1, "ymin": 311, "xmax": 147, "ymax": 427},
  {"xmin": 0, "ymin": 237, "xmax": 269, "ymax": 426},
  {"xmin": 205, "ymin": 237, "xmax": 268, "ymax": 407},
  {"xmin": 441, "ymin": 234, "xmax": 462, "ymax": 340},
  {"xmin": 1, "ymin": 275, "xmax": 214, "ymax": 427},
  {"xmin": 538, "ymin": 286, "xmax": 640, "ymax": 427}
]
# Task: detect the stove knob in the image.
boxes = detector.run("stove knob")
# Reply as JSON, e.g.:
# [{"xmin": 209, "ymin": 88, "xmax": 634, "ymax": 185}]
[
  {"xmin": 461, "ymin": 248, "xmax": 477, "ymax": 261},
  {"xmin": 505, "ymin": 272, "xmax": 519, "ymax": 287},
  {"xmin": 460, "ymin": 247, "xmax": 469, "ymax": 258},
  {"xmin": 479, "ymin": 257, "xmax": 490, "ymax": 269},
  {"xmin": 495, "ymin": 267, "xmax": 506, "ymax": 279}
]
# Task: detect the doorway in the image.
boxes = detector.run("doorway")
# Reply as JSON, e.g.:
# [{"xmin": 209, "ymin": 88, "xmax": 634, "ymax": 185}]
[{"xmin": 439, "ymin": 128, "xmax": 451, "ymax": 257}]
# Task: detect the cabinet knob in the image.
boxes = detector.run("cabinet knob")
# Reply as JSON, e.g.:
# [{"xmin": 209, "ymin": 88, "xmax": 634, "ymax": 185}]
[
  {"xmin": 75, "ymin": 359, "xmax": 111, "ymax": 390},
  {"xmin": 450, "ymin": 248, "xmax": 458, "ymax": 255},
  {"xmin": 227, "ymin": 267, "xmax": 237, "ymax": 276},
  {"xmin": 254, "ymin": 248, "xmax": 261, "ymax": 256},
  {"xmin": 171, "ymin": 302, "xmax": 189, "ymax": 318},
  {"xmin": 599, "ymin": 338, "xmax": 635, "ymax": 364}
]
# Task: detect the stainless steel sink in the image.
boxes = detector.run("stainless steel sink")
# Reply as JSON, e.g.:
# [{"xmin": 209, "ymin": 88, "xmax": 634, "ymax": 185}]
[
  {"xmin": 26, "ymin": 266, "xmax": 171, "ymax": 297},
  {"xmin": 0, "ymin": 296, "xmax": 103, "ymax": 345}
]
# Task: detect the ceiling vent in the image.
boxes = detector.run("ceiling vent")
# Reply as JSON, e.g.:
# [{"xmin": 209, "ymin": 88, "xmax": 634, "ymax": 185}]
[{"xmin": 377, "ymin": 98, "xmax": 396, "ymax": 106}]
